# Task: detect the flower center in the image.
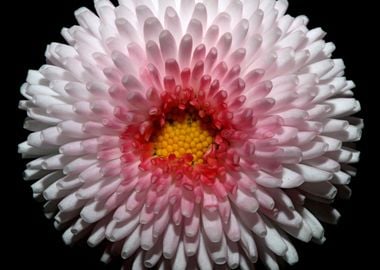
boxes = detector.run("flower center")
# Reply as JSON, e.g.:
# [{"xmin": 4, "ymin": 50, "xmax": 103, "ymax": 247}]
[
  {"xmin": 153, "ymin": 116, "xmax": 213, "ymax": 164},
  {"xmin": 119, "ymin": 79, "xmax": 246, "ymax": 185}
]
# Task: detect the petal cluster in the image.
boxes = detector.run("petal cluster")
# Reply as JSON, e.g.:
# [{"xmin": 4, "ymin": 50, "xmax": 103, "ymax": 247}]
[{"xmin": 19, "ymin": 0, "xmax": 362, "ymax": 269}]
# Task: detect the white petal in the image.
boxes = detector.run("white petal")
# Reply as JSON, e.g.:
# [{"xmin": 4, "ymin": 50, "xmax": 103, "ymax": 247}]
[
  {"xmin": 163, "ymin": 221, "xmax": 181, "ymax": 259},
  {"xmin": 197, "ymin": 233, "xmax": 214, "ymax": 270},
  {"xmin": 202, "ymin": 207, "xmax": 223, "ymax": 243},
  {"xmin": 172, "ymin": 241, "xmax": 187, "ymax": 270},
  {"xmin": 324, "ymin": 98, "xmax": 361, "ymax": 117},
  {"xmin": 184, "ymin": 232, "xmax": 200, "ymax": 256},
  {"xmin": 229, "ymin": 188, "xmax": 259, "ymax": 213},
  {"xmin": 144, "ymin": 238, "xmax": 163, "ymax": 268},
  {"xmin": 223, "ymin": 210, "xmax": 241, "ymax": 242},
  {"xmin": 204, "ymin": 232, "xmax": 228, "ymax": 264},
  {"xmin": 121, "ymin": 225, "xmax": 141, "ymax": 258},
  {"xmin": 262, "ymin": 218, "xmax": 288, "ymax": 256},
  {"xmin": 287, "ymin": 164, "xmax": 332, "ymax": 183},
  {"xmin": 239, "ymin": 221, "xmax": 258, "ymax": 263},
  {"xmin": 298, "ymin": 207, "xmax": 324, "ymax": 240},
  {"xmin": 226, "ymin": 239, "xmax": 240, "ymax": 269},
  {"xmin": 300, "ymin": 181, "xmax": 337, "ymax": 200}
]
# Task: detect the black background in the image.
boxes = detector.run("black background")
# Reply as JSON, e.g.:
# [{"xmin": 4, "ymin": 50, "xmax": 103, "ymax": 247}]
[{"xmin": 5, "ymin": 0, "xmax": 375, "ymax": 269}]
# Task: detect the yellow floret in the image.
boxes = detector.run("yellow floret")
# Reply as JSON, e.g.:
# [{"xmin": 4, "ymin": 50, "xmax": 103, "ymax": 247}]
[
  {"xmin": 202, "ymin": 141, "xmax": 209, "ymax": 148},
  {"xmin": 196, "ymin": 143, "xmax": 204, "ymax": 150},
  {"xmin": 153, "ymin": 115, "xmax": 214, "ymax": 164}
]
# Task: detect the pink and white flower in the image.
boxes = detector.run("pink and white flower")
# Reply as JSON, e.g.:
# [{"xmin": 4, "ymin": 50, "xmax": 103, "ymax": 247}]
[{"xmin": 19, "ymin": 0, "xmax": 362, "ymax": 269}]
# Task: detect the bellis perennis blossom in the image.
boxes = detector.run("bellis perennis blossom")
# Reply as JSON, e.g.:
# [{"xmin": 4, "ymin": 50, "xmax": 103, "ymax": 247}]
[{"xmin": 19, "ymin": 0, "xmax": 362, "ymax": 269}]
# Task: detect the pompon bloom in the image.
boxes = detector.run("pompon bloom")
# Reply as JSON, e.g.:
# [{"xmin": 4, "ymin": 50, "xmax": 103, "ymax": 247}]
[{"xmin": 19, "ymin": 0, "xmax": 362, "ymax": 269}]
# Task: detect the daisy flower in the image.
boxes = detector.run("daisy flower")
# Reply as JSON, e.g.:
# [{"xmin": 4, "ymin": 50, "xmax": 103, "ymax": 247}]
[{"xmin": 19, "ymin": 0, "xmax": 362, "ymax": 269}]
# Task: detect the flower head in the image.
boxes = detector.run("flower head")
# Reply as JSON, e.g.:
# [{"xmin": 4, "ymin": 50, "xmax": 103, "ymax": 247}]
[{"xmin": 19, "ymin": 0, "xmax": 362, "ymax": 269}]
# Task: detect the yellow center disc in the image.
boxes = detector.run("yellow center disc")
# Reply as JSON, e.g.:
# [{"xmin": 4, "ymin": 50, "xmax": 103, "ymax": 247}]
[{"xmin": 153, "ymin": 117, "xmax": 213, "ymax": 164}]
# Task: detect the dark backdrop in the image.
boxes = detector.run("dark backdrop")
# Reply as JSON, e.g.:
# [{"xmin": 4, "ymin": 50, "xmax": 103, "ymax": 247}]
[{"xmin": 6, "ymin": 0, "xmax": 375, "ymax": 269}]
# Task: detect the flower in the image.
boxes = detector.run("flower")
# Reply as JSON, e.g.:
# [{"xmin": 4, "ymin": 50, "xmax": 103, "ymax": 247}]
[{"xmin": 18, "ymin": 0, "xmax": 363, "ymax": 269}]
